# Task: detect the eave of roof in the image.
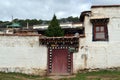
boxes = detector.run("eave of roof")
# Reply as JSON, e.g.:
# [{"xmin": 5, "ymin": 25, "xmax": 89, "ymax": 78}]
[
  {"xmin": 91, "ymin": 5, "xmax": 120, "ymax": 8},
  {"xmin": 8, "ymin": 23, "xmax": 21, "ymax": 28},
  {"xmin": 79, "ymin": 11, "xmax": 91, "ymax": 22}
]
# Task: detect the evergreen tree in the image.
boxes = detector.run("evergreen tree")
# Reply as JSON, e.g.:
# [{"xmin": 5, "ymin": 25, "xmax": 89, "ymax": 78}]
[{"xmin": 45, "ymin": 14, "xmax": 64, "ymax": 37}]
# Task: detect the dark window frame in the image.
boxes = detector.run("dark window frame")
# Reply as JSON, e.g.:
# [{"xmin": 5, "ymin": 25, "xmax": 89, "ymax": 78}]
[{"xmin": 93, "ymin": 23, "xmax": 109, "ymax": 41}]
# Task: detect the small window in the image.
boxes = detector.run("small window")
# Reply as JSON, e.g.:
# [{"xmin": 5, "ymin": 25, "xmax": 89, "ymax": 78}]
[{"xmin": 93, "ymin": 24, "xmax": 108, "ymax": 41}]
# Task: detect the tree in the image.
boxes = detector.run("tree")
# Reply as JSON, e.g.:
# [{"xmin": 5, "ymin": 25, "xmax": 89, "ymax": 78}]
[{"xmin": 45, "ymin": 14, "xmax": 64, "ymax": 37}]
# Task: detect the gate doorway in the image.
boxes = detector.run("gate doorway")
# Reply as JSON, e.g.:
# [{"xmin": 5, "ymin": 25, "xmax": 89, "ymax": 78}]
[
  {"xmin": 39, "ymin": 37, "xmax": 79, "ymax": 75},
  {"xmin": 48, "ymin": 47, "xmax": 73, "ymax": 75}
]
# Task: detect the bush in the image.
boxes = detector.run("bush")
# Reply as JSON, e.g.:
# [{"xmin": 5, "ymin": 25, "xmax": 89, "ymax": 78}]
[{"xmin": 45, "ymin": 14, "xmax": 64, "ymax": 37}]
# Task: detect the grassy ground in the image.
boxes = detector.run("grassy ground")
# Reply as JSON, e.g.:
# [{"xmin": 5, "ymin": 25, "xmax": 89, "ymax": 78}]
[
  {"xmin": 60, "ymin": 70, "xmax": 120, "ymax": 80},
  {"xmin": 0, "ymin": 72, "xmax": 52, "ymax": 80},
  {"xmin": 0, "ymin": 70, "xmax": 119, "ymax": 80}
]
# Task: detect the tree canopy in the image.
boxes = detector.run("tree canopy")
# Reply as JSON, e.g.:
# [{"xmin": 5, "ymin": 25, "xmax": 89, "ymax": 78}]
[{"xmin": 45, "ymin": 14, "xmax": 64, "ymax": 37}]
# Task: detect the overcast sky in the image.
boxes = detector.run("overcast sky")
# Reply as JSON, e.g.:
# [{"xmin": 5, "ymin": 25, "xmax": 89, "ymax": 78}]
[{"xmin": 0, "ymin": 0, "xmax": 120, "ymax": 21}]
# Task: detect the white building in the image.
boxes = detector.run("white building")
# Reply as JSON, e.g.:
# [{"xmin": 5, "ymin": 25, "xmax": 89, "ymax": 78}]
[
  {"xmin": 78, "ymin": 5, "xmax": 120, "ymax": 69},
  {"xmin": 33, "ymin": 22, "xmax": 82, "ymax": 29}
]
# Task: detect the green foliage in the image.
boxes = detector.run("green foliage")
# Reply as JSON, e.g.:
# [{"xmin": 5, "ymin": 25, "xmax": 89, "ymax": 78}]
[
  {"xmin": 45, "ymin": 14, "xmax": 64, "ymax": 37},
  {"xmin": 59, "ymin": 16, "xmax": 79, "ymax": 23},
  {"xmin": 0, "ymin": 16, "xmax": 79, "ymax": 28}
]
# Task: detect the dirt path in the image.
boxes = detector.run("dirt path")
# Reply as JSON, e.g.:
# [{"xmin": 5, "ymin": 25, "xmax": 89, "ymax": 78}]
[{"xmin": 48, "ymin": 75, "xmax": 76, "ymax": 80}]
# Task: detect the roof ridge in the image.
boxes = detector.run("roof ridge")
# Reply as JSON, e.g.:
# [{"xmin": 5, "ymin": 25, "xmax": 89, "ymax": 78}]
[{"xmin": 91, "ymin": 5, "xmax": 120, "ymax": 8}]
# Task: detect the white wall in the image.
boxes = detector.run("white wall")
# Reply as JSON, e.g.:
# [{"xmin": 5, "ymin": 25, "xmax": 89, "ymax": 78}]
[
  {"xmin": 73, "ymin": 6, "xmax": 120, "ymax": 73},
  {"xmin": 0, "ymin": 36, "xmax": 47, "ymax": 75},
  {"xmin": 91, "ymin": 7, "xmax": 120, "ymax": 18}
]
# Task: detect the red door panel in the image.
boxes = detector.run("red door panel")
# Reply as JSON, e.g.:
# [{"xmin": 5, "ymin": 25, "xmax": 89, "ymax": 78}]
[{"xmin": 52, "ymin": 49, "xmax": 68, "ymax": 74}]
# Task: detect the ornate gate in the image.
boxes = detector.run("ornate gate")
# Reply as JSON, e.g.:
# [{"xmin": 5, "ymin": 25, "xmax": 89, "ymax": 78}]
[
  {"xmin": 48, "ymin": 46, "xmax": 73, "ymax": 75},
  {"xmin": 39, "ymin": 37, "xmax": 79, "ymax": 75}
]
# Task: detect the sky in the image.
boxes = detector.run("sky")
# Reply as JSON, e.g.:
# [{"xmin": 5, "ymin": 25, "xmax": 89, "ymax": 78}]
[{"xmin": 0, "ymin": 0, "xmax": 120, "ymax": 21}]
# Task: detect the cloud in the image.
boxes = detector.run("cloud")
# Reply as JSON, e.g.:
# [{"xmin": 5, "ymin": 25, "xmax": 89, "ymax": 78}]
[
  {"xmin": 0, "ymin": 0, "xmax": 91, "ymax": 21},
  {"xmin": 0, "ymin": 0, "xmax": 120, "ymax": 20},
  {"xmin": 0, "ymin": 0, "xmax": 119, "ymax": 21}
]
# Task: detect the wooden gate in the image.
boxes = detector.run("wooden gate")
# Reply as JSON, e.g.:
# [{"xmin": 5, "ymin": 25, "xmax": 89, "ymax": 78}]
[
  {"xmin": 39, "ymin": 37, "xmax": 79, "ymax": 75},
  {"xmin": 48, "ymin": 46, "xmax": 73, "ymax": 75}
]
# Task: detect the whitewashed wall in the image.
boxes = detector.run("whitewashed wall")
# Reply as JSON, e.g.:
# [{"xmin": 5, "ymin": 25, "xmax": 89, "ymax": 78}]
[
  {"xmin": 73, "ymin": 6, "xmax": 120, "ymax": 73},
  {"xmin": 0, "ymin": 36, "xmax": 47, "ymax": 75}
]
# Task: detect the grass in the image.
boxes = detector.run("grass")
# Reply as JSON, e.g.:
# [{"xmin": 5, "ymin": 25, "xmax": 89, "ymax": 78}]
[
  {"xmin": 0, "ymin": 70, "xmax": 119, "ymax": 80},
  {"xmin": 0, "ymin": 72, "xmax": 52, "ymax": 80},
  {"xmin": 60, "ymin": 70, "xmax": 120, "ymax": 80}
]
